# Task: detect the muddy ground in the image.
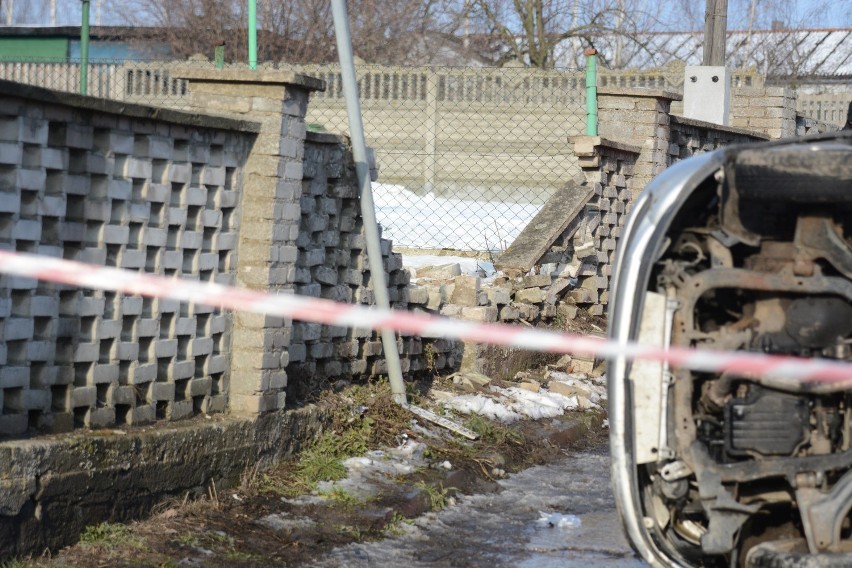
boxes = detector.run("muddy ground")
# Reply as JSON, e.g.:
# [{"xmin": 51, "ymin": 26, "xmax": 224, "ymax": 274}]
[{"xmin": 8, "ymin": 355, "xmax": 608, "ymax": 568}]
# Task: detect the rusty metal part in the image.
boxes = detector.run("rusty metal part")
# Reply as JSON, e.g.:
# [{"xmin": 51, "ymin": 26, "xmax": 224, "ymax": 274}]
[
  {"xmin": 797, "ymin": 468, "xmax": 852, "ymax": 552},
  {"xmin": 796, "ymin": 217, "xmax": 852, "ymax": 281}
]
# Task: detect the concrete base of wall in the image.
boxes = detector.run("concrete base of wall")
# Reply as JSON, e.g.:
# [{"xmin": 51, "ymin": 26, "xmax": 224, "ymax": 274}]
[{"xmin": 0, "ymin": 407, "xmax": 332, "ymax": 558}]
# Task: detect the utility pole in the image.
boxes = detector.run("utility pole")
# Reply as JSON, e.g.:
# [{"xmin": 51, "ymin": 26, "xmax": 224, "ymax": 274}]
[{"xmin": 703, "ymin": 0, "xmax": 728, "ymax": 66}]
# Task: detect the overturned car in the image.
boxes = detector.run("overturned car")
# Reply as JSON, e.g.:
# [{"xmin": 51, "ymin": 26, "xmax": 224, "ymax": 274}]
[{"xmin": 608, "ymin": 131, "xmax": 852, "ymax": 566}]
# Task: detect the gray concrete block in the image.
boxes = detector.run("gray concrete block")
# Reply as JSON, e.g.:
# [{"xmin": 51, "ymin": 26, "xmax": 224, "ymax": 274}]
[
  {"xmin": 0, "ymin": 366, "xmax": 29, "ymax": 388},
  {"xmin": 131, "ymin": 362, "xmax": 157, "ymax": 384},
  {"xmin": 191, "ymin": 337, "xmax": 214, "ymax": 356},
  {"xmin": 5, "ymin": 318, "xmax": 34, "ymax": 341},
  {"xmin": 0, "ymin": 141, "xmax": 22, "ymax": 165},
  {"xmin": 96, "ymin": 131, "xmax": 134, "ymax": 155},
  {"xmin": 12, "ymin": 219, "xmax": 41, "ymax": 241},
  {"xmin": 121, "ymin": 250, "xmax": 145, "ymax": 269},
  {"xmin": 185, "ymin": 186, "xmax": 207, "ymax": 206},
  {"xmin": 154, "ymin": 339, "xmax": 178, "ymax": 358},
  {"xmin": 38, "ymin": 194, "xmax": 66, "ymax": 217},
  {"xmin": 180, "ymin": 230, "xmax": 202, "ymax": 250},
  {"xmin": 117, "ymin": 342, "xmax": 139, "ymax": 360},
  {"xmin": 50, "ymin": 123, "xmax": 93, "ymax": 149},
  {"xmin": 122, "ymin": 296, "xmax": 143, "ymax": 315},
  {"xmin": 112, "ymin": 385, "xmax": 135, "ymax": 405},
  {"xmin": 128, "ymin": 404, "xmax": 155, "ymax": 425},
  {"xmin": 74, "ymin": 343, "xmax": 99, "ymax": 363},
  {"xmin": 162, "ymin": 250, "xmax": 181, "ymax": 270},
  {"xmin": 87, "ymin": 407, "xmax": 115, "ymax": 428},
  {"xmin": 107, "ymin": 178, "xmax": 132, "ymax": 201},
  {"xmin": 27, "ymin": 341, "xmax": 55, "ymax": 361},
  {"xmin": 172, "ymin": 360, "xmax": 194, "ymax": 380},
  {"xmin": 152, "ymin": 382, "xmax": 174, "ymax": 401},
  {"xmin": 202, "ymin": 210, "xmax": 221, "ymax": 227},
  {"xmin": 71, "ymin": 385, "xmax": 97, "ymax": 407},
  {"xmin": 40, "ymin": 147, "xmax": 66, "ymax": 170},
  {"xmin": 103, "ymin": 225, "xmax": 129, "ymax": 245},
  {"xmin": 98, "ymin": 319, "xmax": 122, "ymax": 339},
  {"xmin": 78, "ymin": 296, "xmax": 105, "ymax": 317},
  {"xmin": 93, "ymin": 364, "xmax": 119, "ymax": 384}
]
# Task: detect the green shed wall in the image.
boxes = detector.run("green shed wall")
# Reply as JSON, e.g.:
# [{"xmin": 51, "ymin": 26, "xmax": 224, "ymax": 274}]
[{"xmin": 0, "ymin": 37, "xmax": 68, "ymax": 61}]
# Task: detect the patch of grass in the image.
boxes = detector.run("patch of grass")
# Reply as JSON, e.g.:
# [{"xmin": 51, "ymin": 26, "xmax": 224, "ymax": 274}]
[
  {"xmin": 415, "ymin": 481, "xmax": 454, "ymax": 512},
  {"xmin": 383, "ymin": 512, "xmax": 411, "ymax": 537},
  {"xmin": 224, "ymin": 550, "xmax": 263, "ymax": 562},
  {"xmin": 337, "ymin": 524, "xmax": 363, "ymax": 540},
  {"xmin": 0, "ymin": 560, "xmax": 38, "ymax": 568},
  {"xmin": 465, "ymin": 414, "xmax": 524, "ymax": 446},
  {"xmin": 79, "ymin": 522, "xmax": 144, "ymax": 550},
  {"xmin": 319, "ymin": 486, "xmax": 365, "ymax": 508}
]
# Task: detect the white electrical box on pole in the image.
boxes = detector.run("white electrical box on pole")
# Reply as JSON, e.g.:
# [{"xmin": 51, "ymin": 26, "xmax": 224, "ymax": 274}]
[{"xmin": 684, "ymin": 0, "xmax": 731, "ymax": 126}]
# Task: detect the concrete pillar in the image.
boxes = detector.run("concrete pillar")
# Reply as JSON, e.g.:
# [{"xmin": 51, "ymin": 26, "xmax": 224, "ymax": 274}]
[
  {"xmin": 173, "ymin": 69, "xmax": 324, "ymax": 415},
  {"xmin": 596, "ymin": 87, "xmax": 682, "ymax": 197}
]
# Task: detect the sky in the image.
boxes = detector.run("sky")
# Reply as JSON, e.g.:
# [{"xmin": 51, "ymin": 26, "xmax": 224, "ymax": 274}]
[{"xmin": 4, "ymin": 0, "xmax": 851, "ymax": 30}]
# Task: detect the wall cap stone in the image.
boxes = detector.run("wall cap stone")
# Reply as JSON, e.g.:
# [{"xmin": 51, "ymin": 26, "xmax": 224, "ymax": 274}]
[
  {"xmin": 598, "ymin": 86, "xmax": 683, "ymax": 101},
  {"xmin": 570, "ymin": 135, "xmax": 642, "ymax": 156},
  {"xmin": 171, "ymin": 68, "xmax": 325, "ymax": 92},
  {"xmin": 671, "ymin": 114, "xmax": 770, "ymax": 140},
  {"xmin": 306, "ymin": 130, "xmax": 346, "ymax": 144},
  {"xmin": 0, "ymin": 79, "xmax": 261, "ymax": 133}
]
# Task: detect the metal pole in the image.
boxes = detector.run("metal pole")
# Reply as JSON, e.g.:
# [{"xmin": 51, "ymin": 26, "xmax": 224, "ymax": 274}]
[
  {"xmin": 585, "ymin": 47, "xmax": 598, "ymax": 136},
  {"xmin": 331, "ymin": 0, "xmax": 407, "ymax": 405},
  {"xmin": 248, "ymin": 0, "xmax": 257, "ymax": 69},
  {"xmin": 214, "ymin": 41, "xmax": 225, "ymax": 69},
  {"xmin": 80, "ymin": 0, "xmax": 90, "ymax": 95}
]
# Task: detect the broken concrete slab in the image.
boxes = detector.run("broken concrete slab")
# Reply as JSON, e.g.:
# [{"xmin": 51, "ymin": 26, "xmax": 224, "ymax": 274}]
[
  {"xmin": 495, "ymin": 181, "xmax": 595, "ymax": 275},
  {"xmin": 414, "ymin": 263, "xmax": 462, "ymax": 280}
]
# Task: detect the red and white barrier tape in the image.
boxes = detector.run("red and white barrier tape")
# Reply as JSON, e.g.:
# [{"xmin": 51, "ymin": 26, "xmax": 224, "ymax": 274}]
[{"xmin": 1, "ymin": 249, "xmax": 851, "ymax": 384}]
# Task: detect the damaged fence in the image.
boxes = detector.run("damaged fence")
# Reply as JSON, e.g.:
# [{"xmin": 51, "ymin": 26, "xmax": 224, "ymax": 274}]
[
  {"xmin": 2, "ymin": 249, "xmax": 851, "ymax": 386},
  {"xmin": 0, "ymin": 58, "xmax": 588, "ymax": 252}
]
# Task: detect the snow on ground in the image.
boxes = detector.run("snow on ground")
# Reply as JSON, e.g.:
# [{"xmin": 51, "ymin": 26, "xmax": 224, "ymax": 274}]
[
  {"xmin": 401, "ymin": 253, "xmax": 496, "ymax": 278},
  {"xmin": 373, "ymin": 183, "xmax": 541, "ymax": 252},
  {"xmin": 442, "ymin": 385, "xmax": 580, "ymax": 424}
]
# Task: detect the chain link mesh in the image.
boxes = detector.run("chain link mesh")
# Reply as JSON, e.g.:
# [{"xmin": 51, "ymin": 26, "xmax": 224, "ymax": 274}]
[{"xmin": 0, "ymin": 57, "xmax": 587, "ymax": 252}]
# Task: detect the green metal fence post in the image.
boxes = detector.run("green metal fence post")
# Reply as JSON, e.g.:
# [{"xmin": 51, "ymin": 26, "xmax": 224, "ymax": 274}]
[
  {"xmin": 80, "ymin": 0, "xmax": 90, "ymax": 95},
  {"xmin": 248, "ymin": 0, "xmax": 257, "ymax": 70},
  {"xmin": 214, "ymin": 41, "xmax": 225, "ymax": 69},
  {"xmin": 585, "ymin": 47, "xmax": 598, "ymax": 136}
]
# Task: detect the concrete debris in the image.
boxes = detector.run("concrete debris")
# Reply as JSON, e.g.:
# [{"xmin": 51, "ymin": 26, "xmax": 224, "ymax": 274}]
[
  {"xmin": 518, "ymin": 381, "xmax": 541, "ymax": 393},
  {"xmin": 411, "ymin": 263, "xmax": 462, "ymax": 280},
  {"xmin": 450, "ymin": 371, "xmax": 493, "ymax": 390}
]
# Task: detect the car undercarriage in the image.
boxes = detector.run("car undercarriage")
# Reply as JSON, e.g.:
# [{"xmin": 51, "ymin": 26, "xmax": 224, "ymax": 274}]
[{"xmin": 608, "ymin": 133, "xmax": 852, "ymax": 567}]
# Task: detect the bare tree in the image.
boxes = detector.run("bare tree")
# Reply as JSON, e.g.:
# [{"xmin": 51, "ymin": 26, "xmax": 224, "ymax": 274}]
[
  {"xmin": 117, "ymin": 0, "xmax": 451, "ymax": 65},
  {"xmin": 458, "ymin": 0, "xmax": 659, "ymax": 69}
]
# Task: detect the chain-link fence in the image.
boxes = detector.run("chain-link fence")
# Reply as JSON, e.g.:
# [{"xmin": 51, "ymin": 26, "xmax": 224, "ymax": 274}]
[
  {"xmin": 0, "ymin": 57, "xmax": 588, "ymax": 252},
  {"xmin": 294, "ymin": 64, "xmax": 587, "ymax": 252}
]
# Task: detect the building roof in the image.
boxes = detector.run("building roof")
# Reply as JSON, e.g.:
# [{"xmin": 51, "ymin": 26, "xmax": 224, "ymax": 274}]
[{"xmin": 556, "ymin": 28, "xmax": 852, "ymax": 80}]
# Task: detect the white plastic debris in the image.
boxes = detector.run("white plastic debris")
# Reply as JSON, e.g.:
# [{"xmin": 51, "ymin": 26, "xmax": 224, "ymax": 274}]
[{"xmin": 535, "ymin": 512, "xmax": 582, "ymax": 529}]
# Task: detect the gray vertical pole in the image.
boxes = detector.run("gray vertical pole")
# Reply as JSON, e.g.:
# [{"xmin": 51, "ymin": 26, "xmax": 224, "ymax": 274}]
[
  {"xmin": 703, "ymin": 0, "xmax": 728, "ymax": 66},
  {"xmin": 330, "ymin": 0, "xmax": 407, "ymax": 405}
]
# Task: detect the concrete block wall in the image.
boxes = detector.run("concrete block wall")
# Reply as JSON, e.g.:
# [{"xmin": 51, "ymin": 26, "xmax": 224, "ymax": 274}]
[
  {"xmin": 596, "ymin": 87, "xmax": 681, "ymax": 195},
  {"xmin": 668, "ymin": 115, "xmax": 768, "ymax": 165},
  {"xmin": 796, "ymin": 114, "xmax": 836, "ymax": 136},
  {"xmin": 567, "ymin": 138, "xmax": 641, "ymax": 314},
  {"xmin": 285, "ymin": 131, "xmax": 455, "ymax": 400},
  {"xmin": 728, "ymin": 87, "xmax": 798, "ymax": 139},
  {"xmin": 172, "ymin": 69, "xmax": 324, "ymax": 415},
  {"xmin": 0, "ymin": 81, "xmax": 257, "ymax": 437}
]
